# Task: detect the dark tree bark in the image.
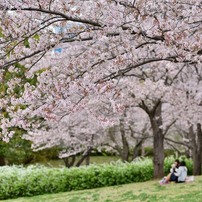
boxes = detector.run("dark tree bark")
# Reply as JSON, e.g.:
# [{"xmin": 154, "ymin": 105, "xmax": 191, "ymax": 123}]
[
  {"xmin": 63, "ymin": 155, "xmax": 76, "ymax": 168},
  {"xmin": 0, "ymin": 156, "xmax": 5, "ymax": 166},
  {"xmin": 189, "ymin": 123, "xmax": 202, "ymax": 175},
  {"xmin": 150, "ymin": 102, "xmax": 164, "ymax": 178},
  {"xmin": 129, "ymin": 124, "xmax": 150, "ymax": 160},
  {"xmin": 108, "ymin": 125, "xmax": 130, "ymax": 162},
  {"xmin": 132, "ymin": 139, "xmax": 144, "ymax": 159},
  {"xmin": 85, "ymin": 153, "xmax": 90, "ymax": 166},
  {"xmin": 63, "ymin": 147, "xmax": 92, "ymax": 168},
  {"xmin": 63, "ymin": 148, "xmax": 92, "ymax": 168},
  {"xmin": 76, "ymin": 147, "xmax": 92, "ymax": 167},
  {"xmin": 140, "ymin": 100, "xmax": 164, "ymax": 179},
  {"xmin": 119, "ymin": 118, "xmax": 130, "ymax": 162},
  {"xmin": 63, "ymin": 134, "xmax": 94, "ymax": 168}
]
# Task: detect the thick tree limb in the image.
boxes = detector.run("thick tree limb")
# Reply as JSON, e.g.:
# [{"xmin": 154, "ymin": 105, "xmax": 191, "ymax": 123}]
[{"xmin": 1, "ymin": 6, "xmax": 102, "ymax": 27}]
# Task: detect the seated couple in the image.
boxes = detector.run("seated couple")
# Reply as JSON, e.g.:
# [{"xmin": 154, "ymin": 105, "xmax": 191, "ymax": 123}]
[{"xmin": 160, "ymin": 159, "xmax": 187, "ymax": 185}]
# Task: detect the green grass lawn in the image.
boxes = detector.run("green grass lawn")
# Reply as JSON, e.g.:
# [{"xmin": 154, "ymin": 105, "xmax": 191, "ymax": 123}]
[
  {"xmin": 39, "ymin": 156, "xmax": 120, "ymax": 167},
  {"xmin": 2, "ymin": 176, "xmax": 202, "ymax": 202}
]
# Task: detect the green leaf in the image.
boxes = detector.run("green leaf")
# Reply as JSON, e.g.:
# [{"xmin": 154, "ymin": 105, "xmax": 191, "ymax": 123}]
[
  {"xmin": 14, "ymin": 62, "xmax": 25, "ymax": 69},
  {"xmin": 33, "ymin": 33, "xmax": 40, "ymax": 42},
  {"xmin": 23, "ymin": 38, "xmax": 30, "ymax": 48},
  {"xmin": 0, "ymin": 27, "xmax": 5, "ymax": 38},
  {"xmin": 26, "ymin": 75, "xmax": 38, "ymax": 86}
]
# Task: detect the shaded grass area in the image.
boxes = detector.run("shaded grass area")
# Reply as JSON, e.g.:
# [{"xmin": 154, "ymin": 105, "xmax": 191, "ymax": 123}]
[
  {"xmin": 36, "ymin": 156, "xmax": 120, "ymax": 167},
  {"xmin": 2, "ymin": 176, "xmax": 202, "ymax": 202}
]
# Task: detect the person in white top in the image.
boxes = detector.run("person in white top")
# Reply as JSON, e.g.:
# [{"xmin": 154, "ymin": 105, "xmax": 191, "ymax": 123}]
[{"xmin": 174, "ymin": 161, "xmax": 187, "ymax": 183}]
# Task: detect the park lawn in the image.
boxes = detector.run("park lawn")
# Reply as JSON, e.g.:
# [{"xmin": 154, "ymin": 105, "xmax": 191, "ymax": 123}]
[
  {"xmin": 35, "ymin": 156, "xmax": 120, "ymax": 167},
  {"xmin": 2, "ymin": 176, "xmax": 202, "ymax": 202}
]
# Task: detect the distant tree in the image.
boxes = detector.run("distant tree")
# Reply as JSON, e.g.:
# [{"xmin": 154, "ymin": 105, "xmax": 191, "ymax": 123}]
[{"xmin": 103, "ymin": 107, "xmax": 151, "ymax": 161}]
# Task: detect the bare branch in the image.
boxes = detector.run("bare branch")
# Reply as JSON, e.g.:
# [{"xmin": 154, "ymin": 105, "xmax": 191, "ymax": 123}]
[{"xmin": 165, "ymin": 137, "xmax": 190, "ymax": 148}]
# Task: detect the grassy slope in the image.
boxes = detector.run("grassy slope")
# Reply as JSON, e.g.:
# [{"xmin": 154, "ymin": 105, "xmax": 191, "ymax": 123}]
[{"xmin": 2, "ymin": 176, "xmax": 202, "ymax": 202}]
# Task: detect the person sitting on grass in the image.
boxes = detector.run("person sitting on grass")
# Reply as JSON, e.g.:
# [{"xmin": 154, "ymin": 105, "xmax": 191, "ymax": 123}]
[
  {"xmin": 175, "ymin": 161, "xmax": 188, "ymax": 183},
  {"xmin": 160, "ymin": 160, "xmax": 187, "ymax": 184},
  {"xmin": 169, "ymin": 159, "xmax": 180, "ymax": 182}
]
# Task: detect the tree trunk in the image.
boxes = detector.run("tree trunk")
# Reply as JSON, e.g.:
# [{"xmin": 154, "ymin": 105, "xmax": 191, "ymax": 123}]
[
  {"xmin": 76, "ymin": 147, "xmax": 92, "ymax": 167},
  {"xmin": 140, "ymin": 100, "xmax": 164, "ymax": 179},
  {"xmin": 190, "ymin": 123, "xmax": 202, "ymax": 175},
  {"xmin": 0, "ymin": 156, "xmax": 5, "ymax": 166},
  {"xmin": 85, "ymin": 154, "xmax": 90, "ymax": 165},
  {"xmin": 120, "ymin": 118, "xmax": 130, "ymax": 162},
  {"xmin": 63, "ymin": 148, "xmax": 92, "ymax": 168},
  {"xmin": 150, "ymin": 101, "xmax": 164, "ymax": 178},
  {"xmin": 153, "ymin": 128, "xmax": 164, "ymax": 178},
  {"xmin": 133, "ymin": 139, "xmax": 143, "ymax": 160},
  {"xmin": 63, "ymin": 155, "xmax": 76, "ymax": 168},
  {"xmin": 108, "ymin": 124, "xmax": 129, "ymax": 162}
]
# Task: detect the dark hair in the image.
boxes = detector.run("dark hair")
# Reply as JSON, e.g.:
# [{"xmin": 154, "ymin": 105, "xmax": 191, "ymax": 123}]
[
  {"xmin": 175, "ymin": 159, "xmax": 180, "ymax": 168},
  {"xmin": 180, "ymin": 161, "xmax": 186, "ymax": 166},
  {"xmin": 175, "ymin": 159, "xmax": 180, "ymax": 164}
]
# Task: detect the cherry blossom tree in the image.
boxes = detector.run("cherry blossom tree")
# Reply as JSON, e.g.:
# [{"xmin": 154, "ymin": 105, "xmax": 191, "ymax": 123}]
[
  {"xmin": 0, "ymin": 0, "xmax": 201, "ymax": 178},
  {"xmin": 23, "ymin": 109, "xmax": 105, "ymax": 167},
  {"xmin": 102, "ymin": 107, "xmax": 151, "ymax": 161},
  {"xmin": 168, "ymin": 65, "xmax": 202, "ymax": 175}
]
